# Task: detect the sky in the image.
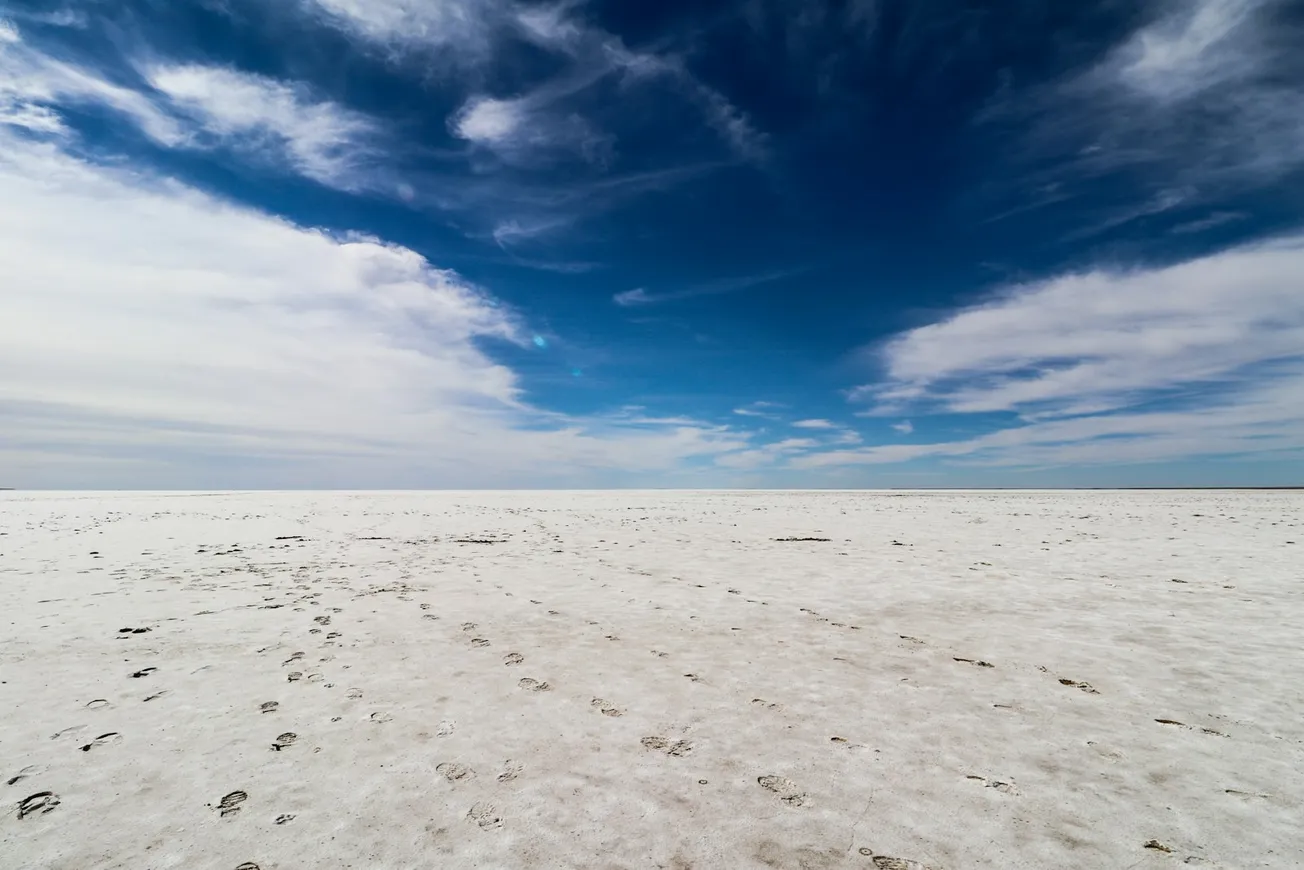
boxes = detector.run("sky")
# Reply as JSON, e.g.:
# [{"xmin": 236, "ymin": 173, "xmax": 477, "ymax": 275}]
[{"xmin": 1, "ymin": 0, "xmax": 1302, "ymax": 489}]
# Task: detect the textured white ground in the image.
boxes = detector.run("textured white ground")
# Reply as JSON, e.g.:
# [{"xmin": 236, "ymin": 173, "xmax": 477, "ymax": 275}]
[{"xmin": 2, "ymin": 490, "xmax": 1302, "ymax": 870}]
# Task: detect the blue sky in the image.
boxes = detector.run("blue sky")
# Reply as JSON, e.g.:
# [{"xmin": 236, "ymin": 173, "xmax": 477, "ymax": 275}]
[{"xmin": 2, "ymin": 0, "xmax": 1302, "ymax": 488}]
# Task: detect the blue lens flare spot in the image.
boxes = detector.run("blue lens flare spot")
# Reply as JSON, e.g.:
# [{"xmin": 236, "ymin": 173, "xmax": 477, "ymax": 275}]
[
  {"xmin": 571, "ymin": 368, "xmax": 582, "ymax": 377},
  {"xmin": 532, "ymin": 335, "xmax": 548, "ymax": 349}
]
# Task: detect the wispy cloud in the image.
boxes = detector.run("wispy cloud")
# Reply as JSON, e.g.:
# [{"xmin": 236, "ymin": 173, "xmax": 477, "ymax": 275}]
[
  {"xmin": 989, "ymin": 0, "xmax": 1302, "ymax": 227},
  {"xmin": 0, "ymin": 127, "xmax": 754, "ymax": 487},
  {"xmin": 858, "ymin": 236, "xmax": 1304, "ymax": 419},
  {"xmin": 732, "ymin": 401, "xmax": 784, "ymax": 419},
  {"xmin": 891, "ymin": 420, "xmax": 913, "ymax": 435},
  {"xmin": 829, "ymin": 235, "xmax": 1304, "ymax": 470},
  {"xmin": 0, "ymin": 23, "xmax": 185, "ymax": 144},
  {"xmin": 145, "ymin": 64, "xmax": 382, "ymax": 191},
  {"xmin": 614, "ymin": 268, "xmax": 801, "ymax": 306},
  {"xmin": 792, "ymin": 418, "xmax": 835, "ymax": 429}
]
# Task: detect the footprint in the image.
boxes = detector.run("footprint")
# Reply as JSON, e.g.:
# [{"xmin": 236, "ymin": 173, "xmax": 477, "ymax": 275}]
[
  {"xmin": 683, "ymin": 673, "xmax": 704, "ymax": 683},
  {"xmin": 436, "ymin": 762, "xmax": 475, "ymax": 783},
  {"xmin": 274, "ymin": 814, "xmax": 295, "ymax": 825},
  {"xmin": 965, "ymin": 774, "xmax": 1019, "ymax": 795},
  {"xmin": 517, "ymin": 678, "xmax": 552, "ymax": 692},
  {"xmin": 142, "ymin": 691, "xmax": 168, "ymax": 702},
  {"xmin": 591, "ymin": 698, "xmax": 624, "ymax": 717},
  {"xmin": 497, "ymin": 760, "xmax": 522, "ymax": 783},
  {"xmin": 346, "ymin": 688, "xmax": 363, "ymax": 700},
  {"xmin": 641, "ymin": 736, "xmax": 693, "ymax": 756},
  {"xmin": 467, "ymin": 801, "xmax": 503, "ymax": 831},
  {"xmin": 129, "ymin": 667, "xmax": 157, "ymax": 678},
  {"xmin": 757, "ymin": 775, "xmax": 807, "ymax": 806},
  {"xmin": 471, "ymin": 638, "xmax": 491, "ymax": 648},
  {"xmin": 751, "ymin": 698, "xmax": 782, "ymax": 711},
  {"xmin": 218, "ymin": 790, "xmax": 247, "ymax": 818},
  {"xmin": 503, "ymin": 653, "xmax": 524, "ymax": 666},
  {"xmin": 370, "ymin": 712, "xmax": 393, "ymax": 724},
  {"xmin": 259, "ymin": 701, "xmax": 279, "ymax": 714},
  {"xmin": 326, "ymin": 632, "xmax": 341, "ymax": 639},
  {"xmin": 85, "ymin": 699, "xmax": 111, "ymax": 710},
  {"xmin": 436, "ymin": 720, "xmax": 456, "ymax": 737},
  {"xmin": 1058, "ymin": 678, "xmax": 1100, "ymax": 694},
  {"xmin": 285, "ymin": 650, "xmax": 307, "ymax": 664},
  {"xmin": 271, "ymin": 733, "xmax": 297, "ymax": 751},
  {"xmin": 313, "ymin": 616, "xmax": 330, "ymax": 626},
  {"xmin": 17, "ymin": 791, "xmax": 60, "ymax": 819},
  {"xmin": 50, "ymin": 725, "xmax": 88, "ymax": 740},
  {"xmin": 6, "ymin": 765, "xmax": 44, "ymax": 787},
  {"xmin": 287, "ymin": 672, "xmax": 303, "ymax": 682},
  {"xmin": 953, "ymin": 657, "xmax": 994, "ymax": 668},
  {"xmin": 79, "ymin": 732, "xmax": 123, "ymax": 752},
  {"xmin": 461, "ymin": 622, "xmax": 477, "ymax": 632},
  {"xmin": 1143, "ymin": 840, "xmax": 1175, "ymax": 853},
  {"xmin": 235, "ymin": 864, "xmax": 260, "ymax": 870},
  {"xmin": 304, "ymin": 673, "xmax": 323, "ymax": 684},
  {"xmin": 118, "ymin": 627, "xmax": 151, "ymax": 635},
  {"xmin": 871, "ymin": 858, "xmax": 935, "ymax": 870}
]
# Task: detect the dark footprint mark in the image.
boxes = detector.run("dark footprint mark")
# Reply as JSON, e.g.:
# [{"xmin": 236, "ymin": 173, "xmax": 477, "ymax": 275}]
[
  {"xmin": 370, "ymin": 712, "xmax": 393, "ymax": 723},
  {"xmin": 590, "ymin": 698, "xmax": 624, "ymax": 717},
  {"xmin": 517, "ymin": 678, "xmax": 552, "ymax": 692},
  {"xmin": 436, "ymin": 762, "xmax": 475, "ymax": 782},
  {"xmin": 86, "ymin": 699, "xmax": 111, "ymax": 710},
  {"xmin": 260, "ymin": 701, "xmax": 279, "ymax": 714},
  {"xmin": 471, "ymin": 638, "xmax": 491, "ymax": 648},
  {"xmin": 503, "ymin": 652, "xmax": 524, "ymax": 666},
  {"xmin": 467, "ymin": 801, "xmax": 503, "ymax": 830},
  {"xmin": 235, "ymin": 864, "xmax": 261, "ymax": 870},
  {"xmin": 117, "ymin": 627, "xmax": 151, "ymax": 635},
  {"xmin": 461, "ymin": 622, "xmax": 477, "ymax": 632},
  {"xmin": 683, "ymin": 673, "xmax": 704, "ymax": 683},
  {"xmin": 7, "ymin": 766, "xmax": 43, "ymax": 787},
  {"xmin": 313, "ymin": 616, "xmax": 330, "ymax": 626},
  {"xmin": 641, "ymin": 736, "xmax": 693, "ymax": 756},
  {"xmin": 1156, "ymin": 719, "xmax": 1227, "ymax": 737},
  {"xmin": 899, "ymin": 636, "xmax": 924, "ymax": 645},
  {"xmin": 872, "ymin": 858, "xmax": 934, "ymax": 870},
  {"xmin": 1144, "ymin": 840, "xmax": 1175, "ymax": 853},
  {"xmin": 129, "ymin": 667, "xmax": 157, "ymax": 678},
  {"xmin": 497, "ymin": 761, "xmax": 522, "ymax": 783},
  {"xmin": 953, "ymin": 657, "xmax": 994, "ymax": 668},
  {"xmin": 50, "ymin": 725, "xmax": 87, "ymax": 740},
  {"xmin": 436, "ymin": 720, "xmax": 456, "ymax": 737},
  {"xmin": 218, "ymin": 790, "xmax": 247, "ymax": 818},
  {"xmin": 17, "ymin": 791, "xmax": 60, "ymax": 819},
  {"xmin": 346, "ymin": 688, "xmax": 363, "ymax": 700},
  {"xmin": 274, "ymin": 814, "xmax": 295, "ymax": 825},
  {"xmin": 271, "ymin": 733, "xmax": 297, "ymax": 751},
  {"xmin": 965, "ymin": 774, "xmax": 1018, "ymax": 795},
  {"xmin": 79, "ymin": 732, "xmax": 123, "ymax": 752},
  {"xmin": 1058, "ymin": 678, "xmax": 1100, "ymax": 694},
  {"xmin": 283, "ymin": 652, "xmax": 305, "ymax": 665},
  {"xmin": 142, "ymin": 690, "xmax": 167, "ymax": 702},
  {"xmin": 287, "ymin": 672, "xmax": 303, "ymax": 682},
  {"xmin": 751, "ymin": 698, "xmax": 782, "ymax": 711},
  {"xmin": 757, "ymin": 775, "xmax": 807, "ymax": 806},
  {"xmin": 326, "ymin": 632, "xmax": 341, "ymax": 639}
]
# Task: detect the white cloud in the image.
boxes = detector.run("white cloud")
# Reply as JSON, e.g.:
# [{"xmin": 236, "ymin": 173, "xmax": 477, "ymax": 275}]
[
  {"xmin": 792, "ymin": 419, "xmax": 835, "ymax": 429},
  {"xmin": 891, "ymin": 420, "xmax": 913, "ymax": 435},
  {"xmin": 821, "ymin": 237, "xmax": 1304, "ymax": 471},
  {"xmin": 613, "ymin": 288, "xmax": 650, "ymax": 307},
  {"xmin": 860, "ymin": 237, "xmax": 1304, "ymax": 418},
  {"xmin": 0, "ymin": 27, "xmax": 185, "ymax": 144},
  {"xmin": 145, "ymin": 64, "xmax": 380, "ymax": 190},
  {"xmin": 298, "ymin": 0, "xmax": 503, "ymax": 56},
  {"xmin": 0, "ymin": 130, "xmax": 753, "ymax": 487},
  {"xmin": 714, "ymin": 437, "xmax": 817, "ymax": 470},
  {"xmin": 732, "ymin": 401, "xmax": 783, "ymax": 419}
]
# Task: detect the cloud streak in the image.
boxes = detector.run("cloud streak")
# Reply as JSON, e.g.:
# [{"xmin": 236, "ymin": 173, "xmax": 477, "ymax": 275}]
[{"xmin": 0, "ymin": 127, "xmax": 755, "ymax": 487}]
